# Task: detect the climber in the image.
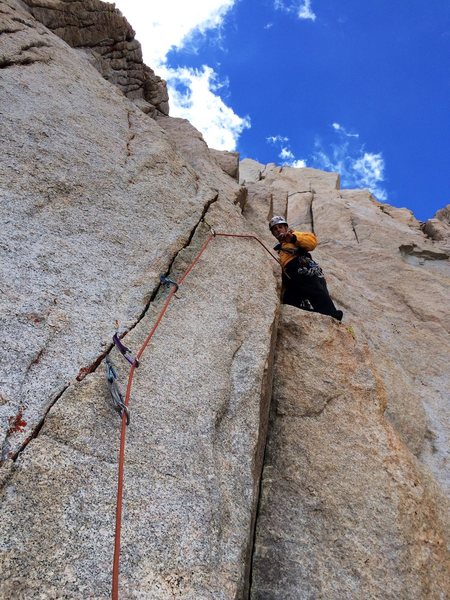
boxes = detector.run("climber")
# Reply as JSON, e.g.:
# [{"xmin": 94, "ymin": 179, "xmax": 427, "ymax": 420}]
[{"xmin": 269, "ymin": 216, "xmax": 343, "ymax": 321}]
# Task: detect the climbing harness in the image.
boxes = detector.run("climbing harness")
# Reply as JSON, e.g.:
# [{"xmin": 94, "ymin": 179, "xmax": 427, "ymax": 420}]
[
  {"xmin": 112, "ymin": 332, "xmax": 140, "ymax": 367},
  {"xmin": 111, "ymin": 230, "xmax": 280, "ymax": 600},
  {"xmin": 295, "ymin": 256, "xmax": 324, "ymax": 278},
  {"xmin": 105, "ymin": 357, "xmax": 130, "ymax": 425}
]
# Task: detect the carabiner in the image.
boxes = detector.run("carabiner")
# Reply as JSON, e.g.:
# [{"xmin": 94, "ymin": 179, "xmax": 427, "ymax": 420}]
[
  {"xmin": 112, "ymin": 333, "xmax": 140, "ymax": 367},
  {"xmin": 105, "ymin": 357, "xmax": 130, "ymax": 425}
]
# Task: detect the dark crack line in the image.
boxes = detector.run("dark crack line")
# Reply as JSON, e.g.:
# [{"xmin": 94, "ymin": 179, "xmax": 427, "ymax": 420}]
[
  {"xmin": 245, "ymin": 313, "xmax": 279, "ymax": 599},
  {"xmin": 246, "ymin": 444, "xmax": 268, "ymax": 599},
  {"xmin": 287, "ymin": 190, "xmax": 310, "ymax": 197},
  {"xmin": 0, "ymin": 39, "xmax": 52, "ymax": 69},
  {"xmin": 268, "ymin": 192, "xmax": 274, "ymax": 220},
  {"xmin": 351, "ymin": 217, "xmax": 360, "ymax": 243},
  {"xmin": 77, "ymin": 192, "xmax": 220, "ymax": 380},
  {"xmin": 0, "ymin": 27, "xmax": 23, "ymax": 34},
  {"xmin": 125, "ymin": 192, "xmax": 220, "ymax": 336},
  {"xmin": 379, "ymin": 205, "xmax": 394, "ymax": 218},
  {"xmin": 310, "ymin": 192, "xmax": 315, "ymax": 235},
  {"xmin": 125, "ymin": 109, "xmax": 135, "ymax": 162},
  {"xmin": 6, "ymin": 383, "xmax": 70, "ymax": 463},
  {"xmin": 7, "ymin": 194, "xmax": 220, "ymax": 462},
  {"xmin": 0, "ymin": 55, "xmax": 50, "ymax": 68}
]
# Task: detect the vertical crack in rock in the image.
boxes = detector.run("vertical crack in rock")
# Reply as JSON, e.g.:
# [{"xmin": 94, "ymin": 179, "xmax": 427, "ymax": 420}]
[
  {"xmin": 310, "ymin": 192, "xmax": 316, "ymax": 235},
  {"xmin": 351, "ymin": 217, "xmax": 360, "ymax": 243},
  {"xmin": 246, "ymin": 440, "xmax": 269, "ymax": 600},
  {"xmin": 6, "ymin": 193, "xmax": 220, "ymax": 463},
  {"xmin": 243, "ymin": 312, "xmax": 280, "ymax": 599},
  {"xmin": 125, "ymin": 109, "xmax": 135, "ymax": 163},
  {"xmin": 268, "ymin": 192, "xmax": 274, "ymax": 220},
  {"xmin": 5, "ymin": 384, "xmax": 70, "ymax": 463}
]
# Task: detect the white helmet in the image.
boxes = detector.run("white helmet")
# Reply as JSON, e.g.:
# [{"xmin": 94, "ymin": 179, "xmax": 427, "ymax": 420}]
[{"xmin": 269, "ymin": 215, "xmax": 288, "ymax": 230}]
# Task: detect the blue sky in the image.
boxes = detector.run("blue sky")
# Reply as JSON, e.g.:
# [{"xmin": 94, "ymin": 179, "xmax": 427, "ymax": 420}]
[{"xmin": 113, "ymin": 0, "xmax": 450, "ymax": 221}]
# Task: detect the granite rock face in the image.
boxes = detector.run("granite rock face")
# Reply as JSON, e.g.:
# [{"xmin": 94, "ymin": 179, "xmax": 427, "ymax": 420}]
[
  {"xmin": 251, "ymin": 308, "xmax": 449, "ymax": 599},
  {"xmin": 1, "ymin": 206, "xmax": 279, "ymax": 599},
  {"xmin": 242, "ymin": 163, "xmax": 450, "ymax": 495},
  {"xmin": 209, "ymin": 148, "xmax": 240, "ymax": 181},
  {"xmin": 422, "ymin": 204, "xmax": 450, "ymax": 245},
  {"xmin": 0, "ymin": 1, "xmax": 449, "ymax": 598},
  {"xmin": 0, "ymin": 1, "xmax": 279, "ymax": 597},
  {"xmin": 23, "ymin": 0, "xmax": 169, "ymax": 114},
  {"xmin": 0, "ymin": 0, "xmax": 213, "ymax": 461}
]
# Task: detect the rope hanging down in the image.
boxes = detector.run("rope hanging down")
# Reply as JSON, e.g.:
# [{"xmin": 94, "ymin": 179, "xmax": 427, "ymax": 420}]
[{"xmin": 111, "ymin": 231, "xmax": 278, "ymax": 599}]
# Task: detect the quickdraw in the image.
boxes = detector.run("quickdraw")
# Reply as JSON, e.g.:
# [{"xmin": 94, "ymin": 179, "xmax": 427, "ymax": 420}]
[
  {"xmin": 112, "ymin": 333, "xmax": 140, "ymax": 367},
  {"xmin": 105, "ymin": 357, "xmax": 130, "ymax": 426},
  {"xmin": 111, "ymin": 229, "xmax": 281, "ymax": 599}
]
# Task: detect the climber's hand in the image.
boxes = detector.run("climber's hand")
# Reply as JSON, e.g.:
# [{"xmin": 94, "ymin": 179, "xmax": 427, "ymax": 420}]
[{"xmin": 279, "ymin": 230, "xmax": 295, "ymax": 243}]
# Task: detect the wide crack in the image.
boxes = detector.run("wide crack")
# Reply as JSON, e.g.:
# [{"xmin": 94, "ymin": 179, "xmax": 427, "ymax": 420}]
[{"xmin": 244, "ymin": 306, "xmax": 280, "ymax": 599}]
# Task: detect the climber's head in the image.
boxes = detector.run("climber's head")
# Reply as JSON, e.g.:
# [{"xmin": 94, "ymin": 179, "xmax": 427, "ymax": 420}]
[{"xmin": 269, "ymin": 216, "xmax": 289, "ymax": 239}]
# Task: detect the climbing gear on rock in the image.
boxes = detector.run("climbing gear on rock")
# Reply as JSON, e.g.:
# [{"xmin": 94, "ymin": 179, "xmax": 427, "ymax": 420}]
[
  {"xmin": 105, "ymin": 357, "xmax": 130, "ymax": 425},
  {"xmin": 160, "ymin": 274, "xmax": 179, "ymax": 292},
  {"xmin": 111, "ymin": 229, "xmax": 280, "ymax": 600},
  {"xmin": 202, "ymin": 217, "xmax": 216, "ymax": 236},
  {"xmin": 208, "ymin": 230, "xmax": 280, "ymax": 264},
  {"xmin": 295, "ymin": 256, "xmax": 324, "ymax": 278},
  {"xmin": 113, "ymin": 333, "xmax": 140, "ymax": 367},
  {"xmin": 273, "ymin": 245, "xmax": 323, "ymax": 277},
  {"xmin": 269, "ymin": 215, "xmax": 288, "ymax": 230}
]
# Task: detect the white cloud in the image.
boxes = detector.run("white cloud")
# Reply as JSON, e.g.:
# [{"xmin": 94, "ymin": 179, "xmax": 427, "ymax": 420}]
[
  {"xmin": 267, "ymin": 135, "xmax": 307, "ymax": 168},
  {"xmin": 332, "ymin": 122, "xmax": 359, "ymax": 138},
  {"xmin": 267, "ymin": 135, "xmax": 289, "ymax": 144},
  {"xmin": 353, "ymin": 153, "xmax": 385, "ymax": 192},
  {"xmin": 280, "ymin": 147, "xmax": 295, "ymax": 160},
  {"xmin": 162, "ymin": 65, "xmax": 250, "ymax": 150},
  {"xmin": 297, "ymin": 0, "xmax": 317, "ymax": 21},
  {"xmin": 273, "ymin": 1, "xmax": 317, "ymax": 21},
  {"xmin": 111, "ymin": 1, "xmax": 247, "ymax": 151},
  {"xmin": 113, "ymin": 0, "xmax": 235, "ymax": 67},
  {"xmin": 313, "ymin": 130, "xmax": 387, "ymax": 200},
  {"xmin": 291, "ymin": 159, "xmax": 307, "ymax": 168}
]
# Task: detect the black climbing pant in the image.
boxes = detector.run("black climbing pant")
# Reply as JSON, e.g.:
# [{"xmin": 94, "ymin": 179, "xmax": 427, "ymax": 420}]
[{"xmin": 283, "ymin": 258, "xmax": 342, "ymax": 320}]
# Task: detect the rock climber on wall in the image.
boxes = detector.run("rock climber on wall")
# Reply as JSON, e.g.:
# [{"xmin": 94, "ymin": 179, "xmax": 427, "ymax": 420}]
[{"xmin": 269, "ymin": 216, "xmax": 343, "ymax": 321}]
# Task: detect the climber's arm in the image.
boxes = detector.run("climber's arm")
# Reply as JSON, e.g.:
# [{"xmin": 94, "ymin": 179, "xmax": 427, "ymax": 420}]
[{"xmin": 291, "ymin": 231, "xmax": 317, "ymax": 251}]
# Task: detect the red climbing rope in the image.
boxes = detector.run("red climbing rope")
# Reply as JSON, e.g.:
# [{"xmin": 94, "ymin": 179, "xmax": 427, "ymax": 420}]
[
  {"xmin": 111, "ymin": 231, "xmax": 278, "ymax": 599},
  {"xmin": 214, "ymin": 232, "xmax": 280, "ymax": 264}
]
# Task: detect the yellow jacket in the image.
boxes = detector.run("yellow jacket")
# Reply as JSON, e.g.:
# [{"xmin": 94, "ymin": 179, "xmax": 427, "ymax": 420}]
[{"xmin": 274, "ymin": 231, "xmax": 318, "ymax": 268}]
